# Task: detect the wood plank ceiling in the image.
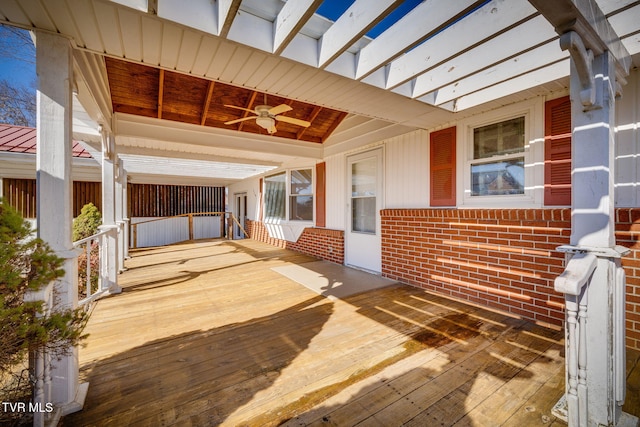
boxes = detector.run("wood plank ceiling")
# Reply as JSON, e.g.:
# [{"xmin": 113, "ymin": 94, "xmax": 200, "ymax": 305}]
[{"xmin": 105, "ymin": 57, "xmax": 347, "ymax": 144}]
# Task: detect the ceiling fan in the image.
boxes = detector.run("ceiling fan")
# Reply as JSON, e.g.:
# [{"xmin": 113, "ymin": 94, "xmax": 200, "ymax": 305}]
[{"xmin": 224, "ymin": 94, "xmax": 311, "ymax": 134}]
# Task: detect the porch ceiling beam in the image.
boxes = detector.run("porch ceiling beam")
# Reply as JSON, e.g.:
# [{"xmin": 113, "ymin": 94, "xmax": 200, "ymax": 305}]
[
  {"xmin": 237, "ymin": 91, "xmax": 258, "ymax": 131},
  {"xmin": 385, "ymin": 0, "xmax": 538, "ymax": 90},
  {"xmin": 411, "ymin": 14, "xmax": 557, "ymax": 99},
  {"xmin": 528, "ymin": 0, "xmax": 631, "ymax": 80},
  {"xmin": 116, "ymin": 144, "xmax": 280, "ymax": 167},
  {"xmin": 218, "ymin": 0, "xmax": 242, "ymax": 38},
  {"xmin": 354, "ymin": 0, "xmax": 483, "ymax": 81},
  {"xmin": 296, "ymin": 105, "xmax": 322, "ymax": 140},
  {"xmin": 273, "ymin": 0, "xmax": 323, "ymax": 56},
  {"xmin": 317, "ymin": 0, "xmax": 403, "ymax": 69},
  {"xmin": 200, "ymin": 80, "xmax": 215, "ymax": 126},
  {"xmin": 157, "ymin": 69, "xmax": 164, "ymax": 119}
]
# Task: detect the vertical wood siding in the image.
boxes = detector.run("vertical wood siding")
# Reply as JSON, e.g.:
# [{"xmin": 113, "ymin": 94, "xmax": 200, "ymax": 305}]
[
  {"xmin": 127, "ymin": 184, "xmax": 225, "ymax": 217},
  {"xmin": 2, "ymin": 178, "xmax": 101, "ymax": 218}
]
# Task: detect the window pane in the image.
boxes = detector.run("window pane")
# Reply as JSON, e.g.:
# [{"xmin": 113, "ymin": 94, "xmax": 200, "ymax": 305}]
[
  {"xmin": 474, "ymin": 117, "xmax": 525, "ymax": 159},
  {"xmin": 289, "ymin": 195, "xmax": 313, "ymax": 221},
  {"xmin": 352, "ymin": 158, "xmax": 376, "ymax": 197},
  {"xmin": 265, "ymin": 172, "xmax": 286, "ymax": 219},
  {"xmin": 471, "ymin": 158, "xmax": 525, "ymax": 196},
  {"xmin": 352, "ymin": 197, "xmax": 376, "ymax": 233},
  {"xmin": 291, "ymin": 169, "xmax": 312, "ymax": 195}
]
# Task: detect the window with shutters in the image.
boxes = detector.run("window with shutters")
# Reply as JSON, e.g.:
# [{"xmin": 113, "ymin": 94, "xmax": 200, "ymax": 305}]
[
  {"xmin": 264, "ymin": 169, "xmax": 314, "ymax": 222},
  {"xmin": 544, "ymin": 96, "xmax": 571, "ymax": 205},
  {"xmin": 471, "ymin": 116, "xmax": 526, "ymax": 196}
]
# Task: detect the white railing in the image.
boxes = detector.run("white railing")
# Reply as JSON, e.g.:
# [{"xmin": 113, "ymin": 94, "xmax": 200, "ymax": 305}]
[
  {"xmin": 130, "ymin": 212, "xmax": 247, "ymax": 249},
  {"xmin": 73, "ymin": 225, "xmax": 119, "ymax": 307},
  {"xmin": 554, "ymin": 251, "xmax": 597, "ymax": 427}
]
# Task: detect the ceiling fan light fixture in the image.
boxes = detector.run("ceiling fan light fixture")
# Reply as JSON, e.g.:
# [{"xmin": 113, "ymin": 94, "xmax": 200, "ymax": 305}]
[{"xmin": 256, "ymin": 116, "xmax": 275, "ymax": 130}]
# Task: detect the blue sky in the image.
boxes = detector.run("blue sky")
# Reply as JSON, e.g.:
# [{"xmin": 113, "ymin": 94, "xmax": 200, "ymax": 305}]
[
  {"xmin": 0, "ymin": 25, "xmax": 36, "ymax": 88},
  {"xmin": 317, "ymin": 0, "xmax": 423, "ymax": 38}
]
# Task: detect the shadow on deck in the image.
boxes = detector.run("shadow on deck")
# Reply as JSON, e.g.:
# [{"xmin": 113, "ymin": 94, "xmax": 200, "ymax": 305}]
[{"xmin": 61, "ymin": 238, "xmax": 640, "ymax": 426}]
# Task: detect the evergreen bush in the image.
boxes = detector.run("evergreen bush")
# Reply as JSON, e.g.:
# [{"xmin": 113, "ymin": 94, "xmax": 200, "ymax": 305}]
[{"xmin": 0, "ymin": 199, "xmax": 87, "ymax": 425}]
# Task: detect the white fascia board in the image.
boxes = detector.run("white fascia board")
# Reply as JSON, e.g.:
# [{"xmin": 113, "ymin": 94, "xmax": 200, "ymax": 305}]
[
  {"xmin": 114, "ymin": 113, "xmax": 324, "ymax": 160},
  {"xmin": 412, "ymin": 15, "xmax": 556, "ymax": 98},
  {"xmin": 355, "ymin": 0, "xmax": 480, "ymax": 80},
  {"xmin": 451, "ymin": 59, "xmax": 569, "ymax": 111},
  {"xmin": 281, "ymin": 32, "xmax": 319, "ymax": 67},
  {"xmin": 317, "ymin": 0, "xmax": 402, "ymax": 69},
  {"xmin": 157, "ymin": 0, "xmax": 217, "ymax": 35},
  {"xmin": 227, "ymin": 9, "xmax": 273, "ymax": 53},
  {"xmin": 108, "ymin": 0, "xmax": 147, "ymax": 12},
  {"xmin": 324, "ymin": 51, "xmax": 356, "ymax": 79},
  {"xmin": 431, "ymin": 41, "xmax": 567, "ymax": 106},
  {"xmin": 273, "ymin": 0, "xmax": 323, "ymax": 55},
  {"xmin": 386, "ymin": 0, "xmax": 537, "ymax": 89}
]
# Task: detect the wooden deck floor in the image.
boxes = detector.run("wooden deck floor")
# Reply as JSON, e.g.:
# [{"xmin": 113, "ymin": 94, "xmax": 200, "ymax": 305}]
[{"xmin": 61, "ymin": 239, "xmax": 640, "ymax": 426}]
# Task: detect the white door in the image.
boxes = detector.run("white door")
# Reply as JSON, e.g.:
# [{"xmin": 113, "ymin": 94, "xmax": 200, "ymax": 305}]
[
  {"xmin": 234, "ymin": 193, "xmax": 247, "ymax": 239},
  {"xmin": 346, "ymin": 149, "xmax": 383, "ymax": 273}
]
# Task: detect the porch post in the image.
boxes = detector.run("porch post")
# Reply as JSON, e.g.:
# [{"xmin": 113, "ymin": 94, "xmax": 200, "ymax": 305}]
[
  {"xmin": 116, "ymin": 158, "xmax": 126, "ymax": 272},
  {"xmin": 100, "ymin": 130, "xmax": 121, "ymax": 293},
  {"xmin": 35, "ymin": 30, "xmax": 86, "ymax": 414},
  {"xmin": 556, "ymin": 34, "xmax": 636, "ymax": 427},
  {"xmin": 122, "ymin": 167, "xmax": 130, "ymax": 260}
]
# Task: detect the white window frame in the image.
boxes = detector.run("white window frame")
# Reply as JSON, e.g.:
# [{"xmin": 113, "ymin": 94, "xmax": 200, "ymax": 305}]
[
  {"xmin": 263, "ymin": 168, "xmax": 315, "ymax": 224},
  {"xmin": 459, "ymin": 98, "xmax": 544, "ymax": 208}
]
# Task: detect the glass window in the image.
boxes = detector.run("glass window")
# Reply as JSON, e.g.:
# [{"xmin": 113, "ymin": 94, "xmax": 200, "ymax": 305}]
[
  {"xmin": 351, "ymin": 158, "xmax": 376, "ymax": 233},
  {"xmin": 264, "ymin": 169, "xmax": 314, "ymax": 222},
  {"xmin": 289, "ymin": 169, "xmax": 313, "ymax": 221},
  {"xmin": 264, "ymin": 172, "xmax": 286, "ymax": 219},
  {"xmin": 471, "ymin": 116, "xmax": 525, "ymax": 196}
]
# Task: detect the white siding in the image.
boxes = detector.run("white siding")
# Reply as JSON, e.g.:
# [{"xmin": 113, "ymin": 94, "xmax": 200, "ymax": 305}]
[
  {"xmin": 325, "ymin": 154, "xmax": 346, "ymax": 230},
  {"xmin": 131, "ymin": 216, "xmax": 189, "ymax": 247},
  {"xmin": 616, "ymin": 68, "xmax": 640, "ymax": 207},
  {"xmin": 228, "ymin": 179, "xmax": 261, "ymax": 221},
  {"xmin": 384, "ymin": 130, "xmax": 430, "ymax": 208},
  {"xmin": 193, "ymin": 216, "xmax": 223, "ymax": 239}
]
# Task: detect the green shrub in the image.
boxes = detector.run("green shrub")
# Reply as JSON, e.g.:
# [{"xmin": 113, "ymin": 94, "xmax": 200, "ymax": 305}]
[
  {"xmin": 0, "ymin": 199, "xmax": 88, "ymax": 424},
  {"xmin": 72, "ymin": 203, "xmax": 102, "ymax": 241}
]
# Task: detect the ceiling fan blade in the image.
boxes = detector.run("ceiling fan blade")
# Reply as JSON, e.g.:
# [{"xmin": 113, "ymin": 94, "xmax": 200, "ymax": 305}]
[
  {"xmin": 224, "ymin": 116, "xmax": 257, "ymax": 125},
  {"xmin": 224, "ymin": 104, "xmax": 256, "ymax": 114},
  {"xmin": 275, "ymin": 115, "xmax": 311, "ymax": 127},
  {"xmin": 268, "ymin": 104, "xmax": 292, "ymax": 115},
  {"xmin": 268, "ymin": 125, "xmax": 277, "ymax": 134}
]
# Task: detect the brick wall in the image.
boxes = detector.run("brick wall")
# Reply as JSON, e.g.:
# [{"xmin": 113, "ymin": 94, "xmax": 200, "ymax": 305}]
[
  {"xmin": 381, "ymin": 208, "xmax": 640, "ymax": 351},
  {"xmin": 246, "ymin": 219, "xmax": 344, "ymax": 265}
]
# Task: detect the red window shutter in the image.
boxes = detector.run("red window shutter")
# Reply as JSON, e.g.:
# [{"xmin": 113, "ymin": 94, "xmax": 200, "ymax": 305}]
[
  {"xmin": 430, "ymin": 126, "xmax": 456, "ymax": 206},
  {"xmin": 315, "ymin": 162, "xmax": 326, "ymax": 227},
  {"xmin": 544, "ymin": 96, "xmax": 572, "ymax": 206},
  {"xmin": 258, "ymin": 178, "xmax": 264, "ymax": 221}
]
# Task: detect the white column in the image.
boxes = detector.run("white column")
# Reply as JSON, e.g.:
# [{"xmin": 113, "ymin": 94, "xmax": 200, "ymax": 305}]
[
  {"xmin": 563, "ymin": 34, "xmax": 631, "ymax": 426},
  {"xmin": 100, "ymin": 130, "xmax": 120, "ymax": 293},
  {"xmin": 122, "ymin": 168, "xmax": 130, "ymax": 259},
  {"xmin": 35, "ymin": 30, "xmax": 84, "ymax": 414},
  {"xmin": 115, "ymin": 158, "xmax": 126, "ymax": 272}
]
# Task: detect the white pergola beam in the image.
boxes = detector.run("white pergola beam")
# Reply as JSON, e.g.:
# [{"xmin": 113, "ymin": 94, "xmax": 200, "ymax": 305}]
[
  {"xmin": 355, "ymin": 0, "xmax": 481, "ymax": 80},
  {"xmin": 528, "ymin": 0, "xmax": 631, "ymax": 80},
  {"xmin": 411, "ymin": 14, "xmax": 557, "ymax": 99},
  {"xmin": 217, "ymin": 0, "xmax": 241, "ymax": 38},
  {"xmin": 317, "ymin": 0, "xmax": 403, "ymax": 69},
  {"xmin": 385, "ymin": 0, "xmax": 537, "ymax": 90},
  {"xmin": 431, "ymin": 42, "xmax": 568, "ymax": 106},
  {"xmin": 273, "ymin": 0, "xmax": 323, "ymax": 56},
  {"xmin": 446, "ymin": 59, "xmax": 569, "ymax": 111}
]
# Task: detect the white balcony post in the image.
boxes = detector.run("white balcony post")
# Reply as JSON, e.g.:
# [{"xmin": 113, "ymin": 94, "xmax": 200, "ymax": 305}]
[
  {"xmin": 116, "ymin": 158, "xmax": 126, "ymax": 272},
  {"xmin": 122, "ymin": 168, "xmax": 130, "ymax": 259},
  {"xmin": 35, "ymin": 30, "xmax": 86, "ymax": 416},
  {"xmin": 101, "ymin": 130, "xmax": 121, "ymax": 294},
  {"xmin": 557, "ymin": 33, "xmax": 636, "ymax": 427}
]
